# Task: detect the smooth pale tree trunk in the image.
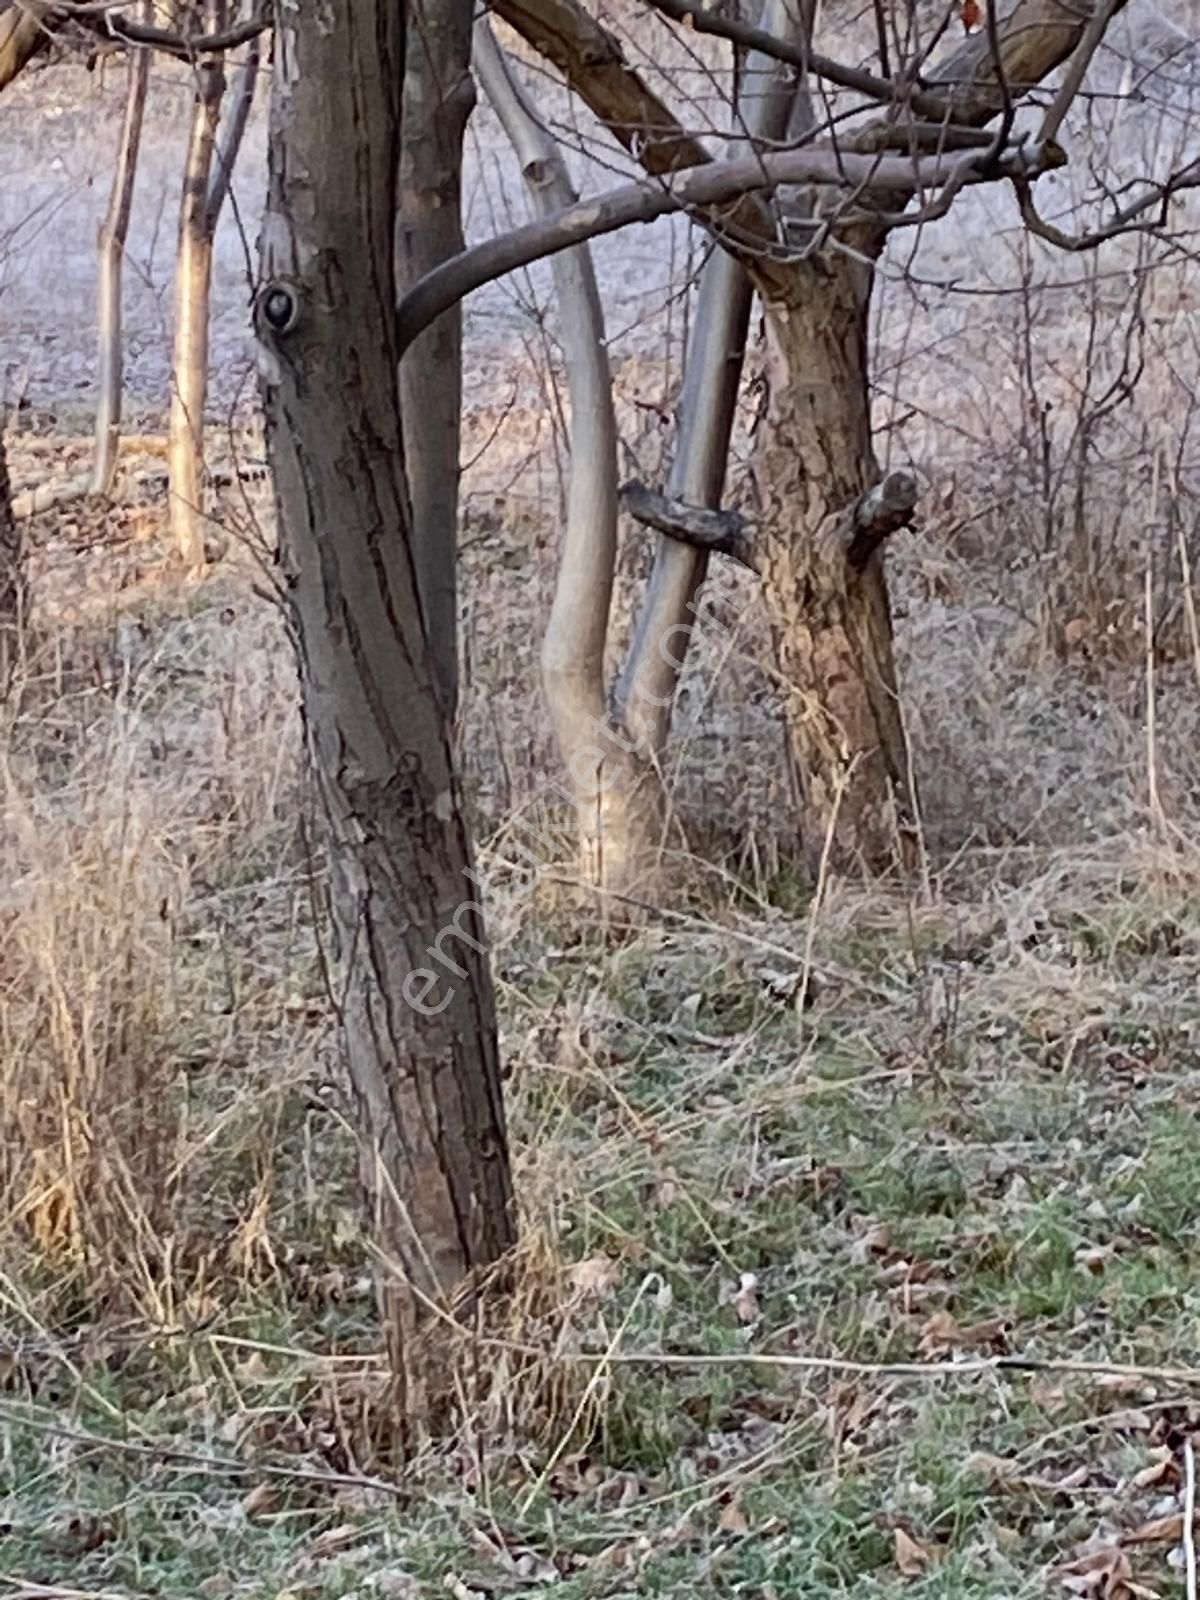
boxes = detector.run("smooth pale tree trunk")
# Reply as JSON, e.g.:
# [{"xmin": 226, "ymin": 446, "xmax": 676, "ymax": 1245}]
[
  {"xmin": 396, "ymin": 0, "xmax": 474, "ymax": 716},
  {"xmin": 169, "ymin": 9, "xmax": 258, "ymax": 571},
  {"xmin": 750, "ymin": 254, "xmax": 912, "ymax": 874},
  {"xmin": 92, "ymin": 30, "xmax": 151, "ymax": 498},
  {"xmin": 614, "ymin": 0, "xmax": 806, "ymax": 758},
  {"xmin": 169, "ymin": 13, "xmax": 225, "ymax": 571},
  {"xmin": 0, "ymin": 422, "xmax": 22, "ymax": 690},
  {"xmin": 476, "ymin": 22, "xmax": 665, "ymax": 901},
  {"xmin": 259, "ymin": 0, "xmax": 515, "ymax": 1432}
]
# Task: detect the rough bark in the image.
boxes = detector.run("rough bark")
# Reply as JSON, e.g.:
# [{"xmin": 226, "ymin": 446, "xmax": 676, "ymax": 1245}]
[
  {"xmin": 476, "ymin": 20, "xmax": 665, "ymax": 901},
  {"xmin": 260, "ymin": 0, "xmax": 514, "ymax": 1429},
  {"xmin": 0, "ymin": 419, "xmax": 23, "ymax": 691},
  {"xmin": 750, "ymin": 256, "xmax": 914, "ymax": 875},
  {"xmin": 397, "ymin": 0, "xmax": 473, "ymax": 717},
  {"xmin": 92, "ymin": 29, "xmax": 150, "ymax": 498},
  {"xmin": 168, "ymin": 7, "xmax": 226, "ymax": 571}
]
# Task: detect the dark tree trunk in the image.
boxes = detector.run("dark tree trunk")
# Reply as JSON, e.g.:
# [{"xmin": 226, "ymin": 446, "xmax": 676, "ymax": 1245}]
[
  {"xmin": 751, "ymin": 254, "xmax": 914, "ymax": 875},
  {"xmin": 259, "ymin": 0, "xmax": 515, "ymax": 1432},
  {"xmin": 395, "ymin": 0, "xmax": 474, "ymax": 717}
]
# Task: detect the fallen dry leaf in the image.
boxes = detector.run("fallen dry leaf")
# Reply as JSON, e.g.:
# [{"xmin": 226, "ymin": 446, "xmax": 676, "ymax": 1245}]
[
  {"xmin": 733, "ymin": 1271, "xmax": 760, "ymax": 1323},
  {"xmin": 1075, "ymin": 1244, "xmax": 1113, "ymax": 1275},
  {"xmin": 1056, "ymin": 1542, "xmax": 1160, "ymax": 1598},
  {"xmin": 1130, "ymin": 1449, "xmax": 1176, "ymax": 1490},
  {"xmin": 894, "ymin": 1527, "xmax": 931, "ymax": 1578},
  {"xmin": 917, "ymin": 1309, "xmax": 1007, "ymax": 1356},
  {"xmin": 963, "ymin": 1450, "xmax": 1020, "ymax": 1489},
  {"xmin": 239, "ymin": 1481, "xmax": 280, "ymax": 1520},
  {"xmin": 305, "ymin": 1523, "xmax": 362, "ymax": 1560},
  {"xmin": 718, "ymin": 1495, "xmax": 751, "ymax": 1534},
  {"xmin": 568, "ymin": 1255, "xmax": 620, "ymax": 1297},
  {"xmin": 850, "ymin": 1222, "xmax": 891, "ymax": 1265},
  {"xmin": 1121, "ymin": 1512, "xmax": 1184, "ymax": 1546}
]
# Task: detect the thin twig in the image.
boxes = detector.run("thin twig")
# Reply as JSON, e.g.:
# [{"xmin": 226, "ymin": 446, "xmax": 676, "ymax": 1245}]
[
  {"xmin": 553, "ymin": 1348, "xmax": 1200, "ymax": 1386},
  {"xmin": 0, "ymin": 1401, "xmax": 403, "ymax": 1497},
  {"xmin": 1185, "ymin": 1436, "xmax": 1197, "ymax": 1600}
]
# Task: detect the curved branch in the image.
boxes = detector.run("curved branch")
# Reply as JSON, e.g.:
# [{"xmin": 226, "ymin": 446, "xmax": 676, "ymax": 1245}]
[
  {"xmin": 397, "ymin": 137, "xmax": 1060, "ymax": 349},
  {"xmin": 103, "ymin": 0, "xmax": 271, "ymax": 57},
  {"xmin": 1012, "ymin": 161, "xmax": 1200, "ymax": 251}
]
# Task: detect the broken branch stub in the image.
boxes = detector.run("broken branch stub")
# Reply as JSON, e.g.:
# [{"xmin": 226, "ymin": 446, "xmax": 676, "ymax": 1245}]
[
  {"xmin": 621, "ymin": 480, "xmax": 759, "ymax": 573},
  {"xmin": 843, "ymin": 468, "xmax": 918, "ymax": 570}
]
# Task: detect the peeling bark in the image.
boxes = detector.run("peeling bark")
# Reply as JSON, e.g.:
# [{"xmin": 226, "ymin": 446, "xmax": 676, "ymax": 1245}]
[
  {"xmin": 260, "ymin": 0, "xmax": 514, "ymax": 1432},
  {"xmin": 751, "ymin": 257, "xmax": 914, "ymax": 875}
]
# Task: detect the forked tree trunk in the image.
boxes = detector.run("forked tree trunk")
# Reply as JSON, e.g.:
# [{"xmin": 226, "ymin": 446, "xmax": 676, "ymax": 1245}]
[
  {"xmin": 476, "ymin": 21, "xmax": 666, "ymax": 901},
  {"xmin": 92, "ymin": 29, "xmax": 151, "ymax": 498},
  {"xmin": 169, "ymin": 5, "xmax": 258, "ymax": 572},
  {"xmin": 396, "ymin": 0, "xmax": 474, "ymax": 716},
  {"xmin": 751, "ymin": 254, "xmax": 913, "ymax": 874},
  {"xmin": 0, "ymin": 422, "xmax": 22, "ymax": 689},
  {"xmin": 260, "ymin": 0, "xmax": 515, "ymax": 1432}
]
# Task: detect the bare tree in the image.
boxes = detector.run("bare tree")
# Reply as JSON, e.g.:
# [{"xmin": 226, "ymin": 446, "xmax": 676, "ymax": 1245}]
[
  {"xmin": 169, "ymin": 5, "xmax": 259, "ymax": 571},
  {"xmin": 475, "ymin": 20, "xmax": 668, "ymax": 898},
  {"xmin": 259, "ymin": 0, "xmax": 514, "ymax": 1431},
  {"xmin": 92, "ymin": 25, "xmax": 151, "ymax": 498},
  {"xmin": 470, "ymin": 2, "xmax": 809, "ymax": 898},
  {"xmin": 431, "ymin": 0, "xmax": 1157, "ymax": 875}
]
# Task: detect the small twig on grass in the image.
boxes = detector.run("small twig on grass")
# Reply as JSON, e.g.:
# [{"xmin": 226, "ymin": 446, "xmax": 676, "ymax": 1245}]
[
  {"xmin": 1185, "ymin": 1436, "xmax": 1197, "ymax": 1600},
  {"xmin": 0, "ymin": 1401, "xmax": 404, "ymax": 1498},
  {"xmin": 0, "ymin": 1580, "xmax": 133, "ymax": 1600},
  {"xmin": 556, "ymin": 1348, "xmax": 1200, "ymax": 1387}
]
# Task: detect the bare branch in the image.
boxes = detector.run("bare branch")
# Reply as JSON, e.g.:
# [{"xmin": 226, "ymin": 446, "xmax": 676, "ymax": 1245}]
[
  {"xmin": 100, "ymin": 0, "xmax": 271, "ymax": 58},
  {"xmin": 1012, "ymin": 161, "xmax": 1200, "ymax": 252},
  {"xmin": 205, "ymin": 32, "xmax": 261, "ymax": 225},
  {"xmin": 844, "ymin": 469, "xmax": 918, "ymax": 569},
  {"xmin": 1037, "ymin": 0, "xmax": 1125, "ymax": 145},
  {"xmin": 397, "ymin": 137, "xmax": 1061, "ymax": 349},
  {"xmin": 621, "ymin": 481, "xmax": 759, "ymax": 572},
  {"xmin": 640, "ymin": 0, "xmax": 952, "ymax": 119}
]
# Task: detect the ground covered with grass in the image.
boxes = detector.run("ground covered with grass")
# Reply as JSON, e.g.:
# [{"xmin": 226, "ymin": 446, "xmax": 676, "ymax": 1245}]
[{"xmin": 4, "ymin": 598, "xmax": 1200, "ymax": 1600}]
